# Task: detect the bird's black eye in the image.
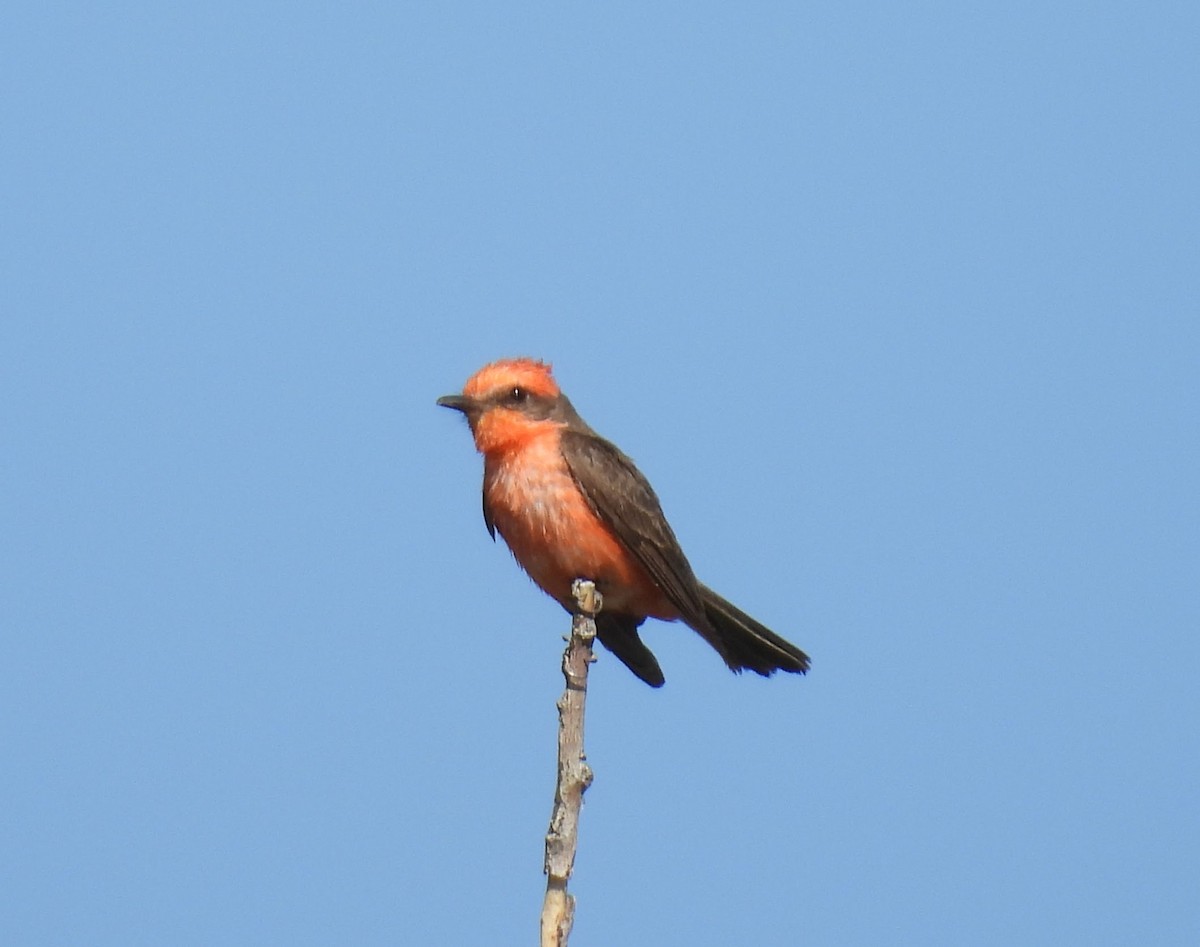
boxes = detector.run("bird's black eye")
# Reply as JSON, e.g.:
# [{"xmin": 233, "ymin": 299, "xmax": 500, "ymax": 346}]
[{"xmin": 507, "ymin": 386, "xmax": 528, "ymax": 404}]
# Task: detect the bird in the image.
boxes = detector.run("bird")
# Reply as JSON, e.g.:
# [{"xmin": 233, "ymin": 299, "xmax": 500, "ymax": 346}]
[{"xmin": 436, "ymin": 357, "xmax": 810, "ymax": 687}]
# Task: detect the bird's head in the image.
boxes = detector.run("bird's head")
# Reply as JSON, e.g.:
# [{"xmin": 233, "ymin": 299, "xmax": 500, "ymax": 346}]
[{"xmin": 437, "ymin": 358, "xmax": 571, "ymax": 455}]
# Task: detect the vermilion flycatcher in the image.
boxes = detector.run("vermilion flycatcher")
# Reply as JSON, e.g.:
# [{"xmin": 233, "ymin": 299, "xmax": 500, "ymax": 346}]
[{"xmin": 437, "ymin": 358, "xmax": 810, "ymax": 687}]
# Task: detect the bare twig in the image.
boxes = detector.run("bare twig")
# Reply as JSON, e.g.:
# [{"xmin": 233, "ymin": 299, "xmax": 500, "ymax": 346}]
[{"xmin": 540, "ymin": 579, "xmax": 601, "ymax": 947}]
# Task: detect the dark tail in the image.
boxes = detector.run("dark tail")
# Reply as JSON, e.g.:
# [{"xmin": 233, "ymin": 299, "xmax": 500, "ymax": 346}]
[
  {"xmin": 595, "ymin": 613, "xmax": 666, "ymax": 688},
  {"xmin": 694, "ymin": 583, "xmax": 810, "ymax": 677}
]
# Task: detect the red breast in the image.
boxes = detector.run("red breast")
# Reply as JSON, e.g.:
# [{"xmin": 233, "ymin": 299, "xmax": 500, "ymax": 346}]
[{"xmin": 482, "ymin": 425, "xmax": 677, "ymax": 619}]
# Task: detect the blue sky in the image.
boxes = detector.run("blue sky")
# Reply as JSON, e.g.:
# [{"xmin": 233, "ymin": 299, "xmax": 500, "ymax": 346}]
[{"xmin": 3, "ymin": 2, "xmax": 1197, "ymax": 944}]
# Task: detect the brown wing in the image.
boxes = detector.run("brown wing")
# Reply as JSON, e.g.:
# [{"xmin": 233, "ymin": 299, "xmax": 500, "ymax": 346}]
[
  {"xmin": 559, "ymin": 429, "xmax": 710, "ymax": 629},
  {"xmin": 482, "ymin": 489, "xmax": 497, "ymax": 539}
]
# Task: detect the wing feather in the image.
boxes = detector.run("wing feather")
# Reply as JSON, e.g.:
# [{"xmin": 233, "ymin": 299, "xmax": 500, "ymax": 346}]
[{"xmin": 559, "ymin": 430, "xmax": 709, "ymax": 627}]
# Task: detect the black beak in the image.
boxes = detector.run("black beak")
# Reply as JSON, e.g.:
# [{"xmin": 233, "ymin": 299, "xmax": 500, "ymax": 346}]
[{"xmin": 436, "ymin": 394, "xmax": 476, "ymax": 415}]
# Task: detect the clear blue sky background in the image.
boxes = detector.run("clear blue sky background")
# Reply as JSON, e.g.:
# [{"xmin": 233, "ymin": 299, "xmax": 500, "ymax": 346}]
[{"xmin": 3, "ymin": 3, "xmax": 1197, "ymax": 945}]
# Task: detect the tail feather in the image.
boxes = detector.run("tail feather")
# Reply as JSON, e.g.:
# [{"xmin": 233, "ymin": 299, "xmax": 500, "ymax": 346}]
[
  {"xmin": 695, "ymin": 583, "xmax": 810, "ymax": 677},
  {"xmin": 593, "ymin": 587, "xmax": 807, "ymax": 687},
  {"xmin": 594, "ymin": 613, "xmax": 666, "ymax": 687}
]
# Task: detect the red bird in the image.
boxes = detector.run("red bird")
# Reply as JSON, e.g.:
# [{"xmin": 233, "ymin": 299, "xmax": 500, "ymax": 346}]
[{"xmin": 437, "ymin": 358, "xmax": 810, "ymax": 687}]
